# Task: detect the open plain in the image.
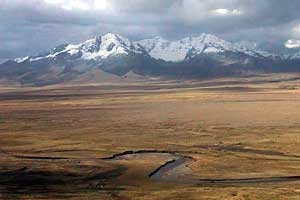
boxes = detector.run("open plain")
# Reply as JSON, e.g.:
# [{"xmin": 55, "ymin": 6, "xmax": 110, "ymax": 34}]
[{"xmin": 1, "ymin": 73, "xmax": 300, "ymax": 199}]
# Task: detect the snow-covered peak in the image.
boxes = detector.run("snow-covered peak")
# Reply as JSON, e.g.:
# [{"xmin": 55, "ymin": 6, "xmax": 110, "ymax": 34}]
[
  {"xmin": 80, "ymin": 33, "xmax": 134, "ymax": 60},
  {"xmin": 136, "ymin": 33, "xmax": 231, "ymax": 62},
  {"xmin": 184, "ymin": 33, "xmax": 228, "ymax": 47},
  {"xmin": 74, "ymin": 33, "xmax": 141, "ymax": 60},
  {"xmin": 80, "ymin": 36, "xmax": 101, "ymax": 53},
  {"xmin": 137, "ymin": 36, "xmax": 169, "ymax": 48},
  {"xmin": 14, "ymin": 56, "xmax": 29, "ymax": 63},
  {"xmin": 13, "ymin": 32, "xmax": 284, "ymax": 64},
  {"xmin": 102, "ymin": 33, "xmax": 131, "ymax": 46},
  {"xmin": 136, "ymin": 33, "xmax": 280, "ymax": 62},
  {"xmin": 15, "ymin": 33, "xmax": 144, "ymax": 63}
]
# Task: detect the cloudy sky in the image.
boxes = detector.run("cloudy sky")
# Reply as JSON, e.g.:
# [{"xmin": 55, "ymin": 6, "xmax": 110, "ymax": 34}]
[{"xmin": 2, "ymin": 0, "xmax": 300, "ymax": 62}]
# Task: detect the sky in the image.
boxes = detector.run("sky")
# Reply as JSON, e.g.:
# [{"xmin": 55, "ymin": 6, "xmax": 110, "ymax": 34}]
[{"xmin": 2, "ymin": 0, "xmax": 300, "ymax": 62}]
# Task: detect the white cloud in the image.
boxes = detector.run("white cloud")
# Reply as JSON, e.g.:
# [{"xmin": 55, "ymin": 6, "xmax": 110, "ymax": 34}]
[
  {"xmin": 212, "ymin": 8, "xmax": 229, "ymax": 15},
  {"xmin": 43, "ymin": 0, "xmax": 66, "ymax": 4},
  {"xmin": 63, "ymin": 0, "xmax": 90, "ymax": 11},
  {"xmin": 2, "ymin": 0, "xmax": 300, "ymax": 58},
  {"xmin": 43, "ymin": 0, "xmax": 109, "ymax": 11},
  {"xmin": 232, "ymin": 9, "xmax": 243, "ymax": 15},
  {"xmin": 211, "ymin": 8, "xmax": 243, "ymax": 16},
  {"xmin": 94, "ymin": 0, "xmax": 108, "ymax": 10},
  {"xmin": 285, "ymin": 39, "xmax": 300, "ymax": 48}
]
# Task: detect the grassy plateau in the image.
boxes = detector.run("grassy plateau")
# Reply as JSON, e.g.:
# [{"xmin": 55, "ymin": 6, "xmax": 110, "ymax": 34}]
[{"xmin": 0, "ymin": 73, "xmax": 300, "ymax": 199}]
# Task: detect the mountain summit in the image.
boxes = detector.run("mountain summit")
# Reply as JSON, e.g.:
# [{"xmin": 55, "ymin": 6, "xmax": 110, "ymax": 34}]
[
  {"xmin": 137, "ymin": 33, "xmax": 278, "ymax": 62},
  {"xmin": 1, "ymin": 33, "xmax": 300, "ymax": 85},
  {"xmin": 16, "ymin": 33, "xmax": 145, "ymax": 63},
  {"xmin": 13, "ymin": 33, "xmax": 277, "ymax": 64}
]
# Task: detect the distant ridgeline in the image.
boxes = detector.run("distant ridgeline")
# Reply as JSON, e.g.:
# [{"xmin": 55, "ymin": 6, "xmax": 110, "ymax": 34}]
[{"xmin": 2, "ymin": 33, "xmax": 300, "ymax": 85}]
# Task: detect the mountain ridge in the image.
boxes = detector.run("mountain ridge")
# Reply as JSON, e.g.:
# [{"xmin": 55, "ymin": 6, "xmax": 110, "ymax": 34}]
[
  {"xmin": 13, "ymin": 33, "xmax": 285, "ymax": 64},
  {"xmin": 2, "ymin": 32, "xmax": 300, "ymax": 85}
]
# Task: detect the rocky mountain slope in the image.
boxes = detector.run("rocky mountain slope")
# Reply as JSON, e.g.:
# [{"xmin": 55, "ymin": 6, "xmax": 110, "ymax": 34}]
[{"xmin": 1, "ymin": 33, "xmax": 300, "ymax": 85}]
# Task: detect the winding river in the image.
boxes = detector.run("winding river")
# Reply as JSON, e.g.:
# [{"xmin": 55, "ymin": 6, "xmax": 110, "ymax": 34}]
[{"xmin": 103, "ymin": 150, "xmax": 300, "ymax": 185}]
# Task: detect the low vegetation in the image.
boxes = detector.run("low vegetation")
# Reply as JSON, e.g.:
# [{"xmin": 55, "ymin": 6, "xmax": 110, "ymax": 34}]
[{"xmin": 0, "ymin": 73, "xmax": 300, "ymax": 199}]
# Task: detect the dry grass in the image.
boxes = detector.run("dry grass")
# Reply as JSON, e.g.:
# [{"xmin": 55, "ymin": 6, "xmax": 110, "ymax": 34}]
[{"xmin": 0, "ymin": 73, "xmax": 300, "ymax": 199}]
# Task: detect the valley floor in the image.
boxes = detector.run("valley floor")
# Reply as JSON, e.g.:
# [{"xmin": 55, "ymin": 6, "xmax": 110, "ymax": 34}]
[{"xmin": 1, "ymin": 73, "xmax": 300, "ymax": 199}]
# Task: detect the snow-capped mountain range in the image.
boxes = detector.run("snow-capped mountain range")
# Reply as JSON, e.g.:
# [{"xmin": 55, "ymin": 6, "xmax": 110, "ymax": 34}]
[
  {"xmin": 14, "ymin": 33, "xmax": 280, "ymax": 64},
  {"xmin": 137, "ymin": 34, "xmax": 279, "ymax": 61},
  {"xmin": 2, "ymin": 33, "xmax": 300, "ymax": 85},
  {"xmin": 15, "ymin": 33, "xmax": 145, "ymax": 63}
]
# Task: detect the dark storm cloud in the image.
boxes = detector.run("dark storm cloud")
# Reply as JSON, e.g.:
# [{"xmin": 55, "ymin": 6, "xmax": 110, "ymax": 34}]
[{"xmin": 1, "ymin": 0, "xmax": 300, "ymax": 59}]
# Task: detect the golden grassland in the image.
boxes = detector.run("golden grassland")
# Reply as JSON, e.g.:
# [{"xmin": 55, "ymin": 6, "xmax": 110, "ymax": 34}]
[{"xmin": 1, "ymin": 73, "xmax": 300, "ymax": 199}]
